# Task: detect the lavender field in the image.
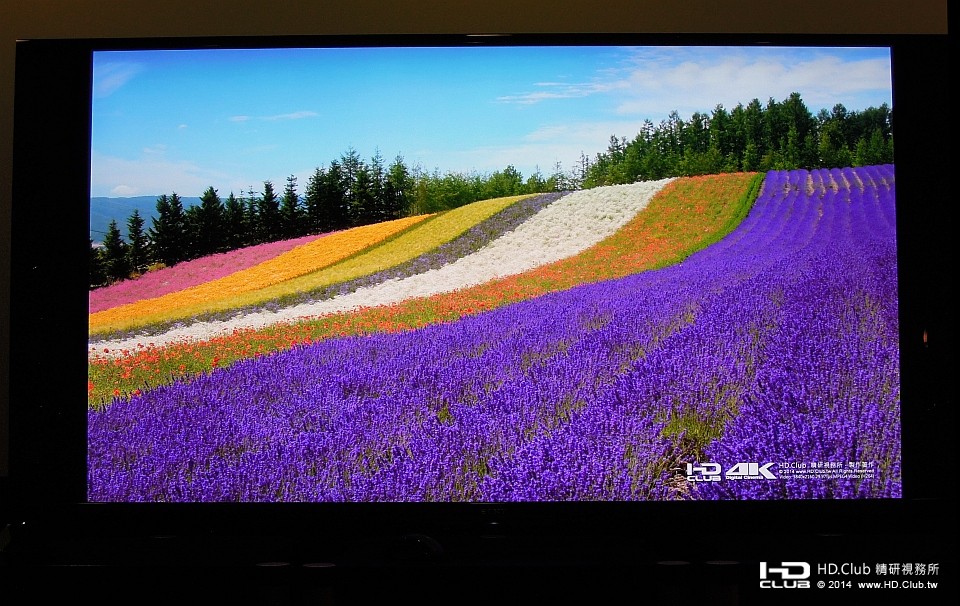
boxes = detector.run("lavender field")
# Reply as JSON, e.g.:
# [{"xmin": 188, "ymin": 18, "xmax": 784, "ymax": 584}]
[{"xmin": 88, "ymin": 166, "xmax": 900, "ymax": 502}]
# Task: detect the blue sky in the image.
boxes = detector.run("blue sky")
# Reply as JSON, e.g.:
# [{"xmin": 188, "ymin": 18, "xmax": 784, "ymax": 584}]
[{"xmin": 90, "ymin": 45, "xmax": 892, "ymax": 198}]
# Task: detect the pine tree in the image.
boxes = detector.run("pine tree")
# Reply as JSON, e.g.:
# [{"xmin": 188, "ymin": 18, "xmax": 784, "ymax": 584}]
[
  {"xmin": 257, "ymin": 181, "xmax": 281, "ymax": 242},
  {"xmin": 194, "ymin": 186, "xmax": 225, "ymax": 256},
  {"xmin": 384, "ymin": 155, "xmax": 411, "ymax": 218},
  {"xmin": 782, "ymin": 92, "xmax": 816, "ymax": 166},
  {"xmin": 709, "ymin": 104, "xmax": 732, "ymax": 159},
  {"xmin": 304, "ymin": 166, "xmax": 327, "ymax": 233},
  {"xmin": 350, "ymin": 164, "xmax": 376, "ymax": 226},
  {"xmin": 102, "ymin": 219, "xmax": 129, "ymax": 283},
  {"xmin": 323, "ymin": 160, "xmax": 349, "ymax": 230},
  {"xmin": 280, "ymin": 175, "xmax": 302, "ymax": 238},
  {"xmin": 126, "ymin": 209, "xmax": 149, "ymax": 275},
  {"xmin": 369, "ymin": 149, "xmax": 387, "ymax": 222},
  {"xmin": 223, "ymin": 192, "xmax": 246, "ymax": 249},
  {"xmin": 184, "ymin": 204, "xmax": 204, "ymax": 259},
  {"xmin": 742, "ymin": 99, "xmax": 765, "ymax": 160},
  {"xmin": 148, "ymin": 194, "xmax": 171, "ymax": 265},
  {"xmin": 244, "ymin": 186, "xmax": 260, "ymax": 245},
  {"xmin": 340, "ymin": 148, "xmax": 369, "ymax": 226},
  {"xmin": 89, "ymin": 239, "xmax": 106, "ymax": 289},
  {"xmin": 149, "ymin": 193, "xmax": 187, "ymax": 266},
  {"xmin": 167, "ymin": 193, "xmax": 188, "ymax": 259}
]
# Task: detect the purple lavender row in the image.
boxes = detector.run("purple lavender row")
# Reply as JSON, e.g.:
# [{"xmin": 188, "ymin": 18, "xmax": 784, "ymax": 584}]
[
  {"xmin": 483, "ymin": 165, "xmax": 898, "ymax": 501},
  {"xmin": 693, "ymin": 164, "xmax": 899, "ymax": 499},
  {"xmin": 479, "ymin": 170, "xmax": 821, "ymax": 500},
  {"xmin": 88, "ymin": 263, "xmax": 708, "ymax": 501},
  {"xmin": 411, "ymin": 164, "xmax": 898, "ymax": 501},
  {"xmin": 88, "ymin": 282, "xmax": 685, "ymax": 501},
  {"xmin": 88, "ymin": 166, "xmax": 899, "ymax": 502}
]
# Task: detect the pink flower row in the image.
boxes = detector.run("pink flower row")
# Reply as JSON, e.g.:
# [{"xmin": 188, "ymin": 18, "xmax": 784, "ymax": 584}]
[{"xmin": 89, "ymin": 232, "xmax": 331, "ymax": 313}]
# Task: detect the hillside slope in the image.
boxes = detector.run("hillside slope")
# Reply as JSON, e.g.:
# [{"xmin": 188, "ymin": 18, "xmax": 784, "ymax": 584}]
[{"xmin": 89, "ymin": 167, "xmax": 899, "ymax": 502}]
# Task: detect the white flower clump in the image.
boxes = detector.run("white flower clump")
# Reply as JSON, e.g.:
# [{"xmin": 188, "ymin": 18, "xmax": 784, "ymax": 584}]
[{"xmin": 90, "ymin": 179, "xmax": 674, "ymax": 357}]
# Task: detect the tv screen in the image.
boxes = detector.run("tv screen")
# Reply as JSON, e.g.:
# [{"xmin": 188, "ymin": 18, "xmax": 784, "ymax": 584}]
[
  {"xmin": 83, "ymin": 40, "xmax": 903, "ymax": 504},
  {"xmin": 7, "ymin": 32, "xmax": 954, "ymax": 569}
]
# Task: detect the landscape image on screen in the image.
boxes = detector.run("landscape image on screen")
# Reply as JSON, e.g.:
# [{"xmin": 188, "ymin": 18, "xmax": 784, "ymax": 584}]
[{"xmin": 86, "ymin": 44, "xmax": 899, "ymax": 502}]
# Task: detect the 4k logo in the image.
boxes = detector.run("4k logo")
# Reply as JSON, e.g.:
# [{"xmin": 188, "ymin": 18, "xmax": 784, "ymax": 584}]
[
  {"xmin": 760, "ymin": 562, "xmax": 811, "ymax": 589},
  {"xmin": 685, "ymin": 462, "xmax": 777, "ymax": 482},
  {"xmin": 725, "ymin": 462, "xmax": 776, "ymax": 479}
]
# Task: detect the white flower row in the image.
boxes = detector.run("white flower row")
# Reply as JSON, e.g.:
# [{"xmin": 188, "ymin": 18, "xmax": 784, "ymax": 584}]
[{"xmin": 89, "ymin": 179, "xmax": 674, "ymax": 358}]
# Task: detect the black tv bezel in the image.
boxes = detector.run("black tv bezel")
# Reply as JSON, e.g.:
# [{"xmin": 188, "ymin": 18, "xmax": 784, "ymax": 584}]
[{"xmin": 6, "ymin": 32, "xmax": 955, "ymax": 563}]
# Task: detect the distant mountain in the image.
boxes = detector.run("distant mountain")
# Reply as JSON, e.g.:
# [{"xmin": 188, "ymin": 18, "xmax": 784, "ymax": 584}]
[{"xmin": 90, "ymin": 195, "xmax": 201, "ymax": 243}]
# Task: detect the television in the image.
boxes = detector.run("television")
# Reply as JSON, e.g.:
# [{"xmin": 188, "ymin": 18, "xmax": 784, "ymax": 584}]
[{"xmin": 5, "ymin": 31, "xmax": 955, "ymax": 599}]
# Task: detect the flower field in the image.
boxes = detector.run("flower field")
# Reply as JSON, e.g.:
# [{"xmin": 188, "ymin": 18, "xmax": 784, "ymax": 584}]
[
  {"xmin": 89, "ymin": 212, "xmax": 434, "ymax": 335},
  {"xmin": 88, "ymin": 231, "xmax": 331, "ymax": 314},
  {"xmin": 88, "ymin": 166, "xmax": 900, "ymax": 502}
]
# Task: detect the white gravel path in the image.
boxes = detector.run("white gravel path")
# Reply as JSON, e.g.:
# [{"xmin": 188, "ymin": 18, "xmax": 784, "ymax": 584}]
[{"xmin": 89, "ymin": 179, "xmax": 673, "ymax": 358}]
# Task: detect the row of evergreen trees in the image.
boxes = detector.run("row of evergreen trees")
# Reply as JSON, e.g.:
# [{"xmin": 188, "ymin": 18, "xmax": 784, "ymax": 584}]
[
  {"xmin": 580, "ymin": 93, "xmax": 893, "ymax": 187},
  {"xmin": 89, "ymin": 152, "xmax": 552, "ymax": 287},
  {"xmin": 90, "ymin": 92, "xmax": 893, "ymax": 289}
]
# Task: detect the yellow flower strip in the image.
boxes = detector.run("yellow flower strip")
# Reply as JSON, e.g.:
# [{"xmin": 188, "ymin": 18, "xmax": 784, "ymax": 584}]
[
  {"xmin": 89, "ymin": 214, "xmax": 432, "ymax": 335},
  {"xmin": 211, "ymin": 194, "xmax": 535, "ymax": 311}
]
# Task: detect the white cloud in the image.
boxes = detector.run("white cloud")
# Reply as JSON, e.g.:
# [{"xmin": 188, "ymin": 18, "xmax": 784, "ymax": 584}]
[
  {"xmin": 615, "ymin": 50, "xmax": 892, "ymax": 119},
  {"xmin": 439, "ymin": 119, "xmax": 647, "ymax": 177},
  {"xmin": 91, "ymin": 151, "xmax": 237, "ymax": 198},
  {"xmin": 494, "ymin": 47, "xmax": 891, "ymax": 123},
  {"xmin": 497, "ymin": 81, "xmax": 629, "ymax": 105},
  {"xmin": 230, "ymin": 110, "xmax": 318, "ymax": 122},
  {"xmin": 263, "ymin": 110, "xmax": 319, "ymax": 121},
  {"xmin": 93, "ymin": 62, "xmax": 144, "ymax": 98},
  {"xmin": 110, "ymin": 185, "xmax": 139, "ymax": 196}
]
